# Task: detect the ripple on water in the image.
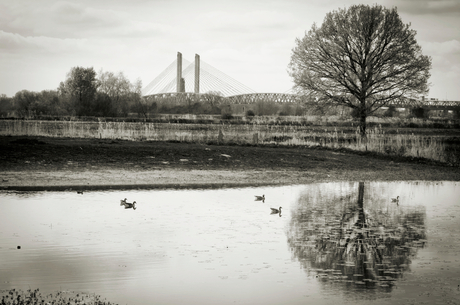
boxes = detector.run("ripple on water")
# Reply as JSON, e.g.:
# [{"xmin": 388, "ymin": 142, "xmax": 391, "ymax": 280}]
[{"xmin": 0, "ymin": 182, "xmax": 459, "ymax": 305}]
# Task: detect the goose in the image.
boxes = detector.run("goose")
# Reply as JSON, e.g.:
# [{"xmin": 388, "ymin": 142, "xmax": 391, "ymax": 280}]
[
  {"xmin": 255, "ymin": 195, "xmax": 265, "ymax": 202},
  {"xmin": 270, "ymin": 207, "xmax": 282, "ymax": 214},
  {"xmin": 124, "ymin": 201, "xmax": 137, "ymax": 210}
]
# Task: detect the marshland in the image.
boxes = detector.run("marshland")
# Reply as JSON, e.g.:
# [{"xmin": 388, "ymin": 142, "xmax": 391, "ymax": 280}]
[
  {"xmin": 1, "ymin": 114, "xmax": 459, "ymax": 166},
  {"xmin": 2, "ymin": 115, "xmax": 460, "ymax": 305}
]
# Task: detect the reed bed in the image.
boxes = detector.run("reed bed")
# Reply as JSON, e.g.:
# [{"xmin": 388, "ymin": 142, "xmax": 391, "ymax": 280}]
[{"xmin": 0, "ymin": 119, "xmax": 456, "ymax": 165}]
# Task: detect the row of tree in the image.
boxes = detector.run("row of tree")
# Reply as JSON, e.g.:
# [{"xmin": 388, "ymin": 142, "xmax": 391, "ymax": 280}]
[{"xmin": 0, "ymin": 67, "xmax": 146, "ymax": 118}]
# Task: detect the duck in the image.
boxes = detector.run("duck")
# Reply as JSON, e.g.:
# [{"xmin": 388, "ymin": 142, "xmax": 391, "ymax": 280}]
[
  {"xmin": 270, "ymin": 207, "xmax": 282, "ymax": 214},
  {"xmin": 391, "ymin": 196, "xmax": 399, "ymax": 205},
  {"xmin": 120, "ymin": 198, "xmax": 128, "ymax": 206},
  {"xmin": 255, "ymin": 195, "xmax": 265, "ymax": 202},
  {"xmin": 77, "ymin": 191, "xmax": 83, "ymax": 195}
]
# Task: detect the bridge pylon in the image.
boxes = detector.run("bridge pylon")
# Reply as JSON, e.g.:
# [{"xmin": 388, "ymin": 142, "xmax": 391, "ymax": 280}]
[
  {"xmin": 195, "ymin": 54, "xmax": 200, "ymax": 94},
  {"xmin": 176, "ymin": 52, "xmax": 182, "ymax": 93}
]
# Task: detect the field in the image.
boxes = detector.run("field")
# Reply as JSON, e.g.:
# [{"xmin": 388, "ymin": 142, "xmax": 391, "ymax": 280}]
[{"xmin": 1, "ymin": 116, "xmax": 459, "ymax": 166}]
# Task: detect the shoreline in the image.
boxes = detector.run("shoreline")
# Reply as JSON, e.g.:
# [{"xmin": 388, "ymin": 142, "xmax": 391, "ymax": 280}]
[
  {"xmin": 0, "ymin": 183, "xmax": 274, "ymax": 192},
  {"xmin": 1, "ymin": 168, "xmax": 458, "ymax": 192},
  {"xmin": 1, "ymin": 136, "xmax": 459, "ymax": 192}
]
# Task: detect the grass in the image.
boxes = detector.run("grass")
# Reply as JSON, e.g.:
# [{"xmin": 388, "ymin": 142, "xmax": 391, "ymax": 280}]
[
  {"xmin": 0, "ymin": 288, "xmax": 117, "ymax": 305},
  {"xmin": 0, "ymin": 119, "xmax": 458, "ymax": 166}
]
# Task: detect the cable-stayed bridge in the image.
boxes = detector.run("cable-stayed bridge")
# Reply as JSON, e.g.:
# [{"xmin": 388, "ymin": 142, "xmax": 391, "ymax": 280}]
[
  {"xmin": 142, "ymin": 52, "xmax": 302, "ymax": 106},
  {"xmin": 142, "ymin": 53, "xmax": 256, "ymax": 97},
  {"xmin": 143, "ymin": 52, "xmax": 460, "ymax": 111}
]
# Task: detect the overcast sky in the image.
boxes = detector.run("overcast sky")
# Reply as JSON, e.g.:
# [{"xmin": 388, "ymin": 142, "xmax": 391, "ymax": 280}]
[{"xmin": 1, "ymin": 0, "xmax": 459, "ymax": 100}]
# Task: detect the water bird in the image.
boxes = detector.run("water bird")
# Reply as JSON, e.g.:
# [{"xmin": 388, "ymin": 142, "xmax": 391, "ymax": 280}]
[
  {"xmin": 391, "ymin": 196, "xmax": 399, "ymax": 205},
  {"xmin": 77, "ymin": 191, "xmax": 83, "ymax": 195},
  {"xmin": 120, "ymin": 198, "xmax": 127, "ymax": 205},
  {"xmin": 255, "ymin": 195, "xmax": 265, "ymax": 202},
  {"xmin": 123, "ymin": 201, "xmax": 137, "ymax": 210},
  {"xmin": 270, "ymin": 207, "xmax": 282, "ymax": 214}
]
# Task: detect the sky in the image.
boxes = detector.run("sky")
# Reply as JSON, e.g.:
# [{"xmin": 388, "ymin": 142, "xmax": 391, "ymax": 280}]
[{"xmin": 1, "ymin": 0, "xmax": 459, "ymax": 100}]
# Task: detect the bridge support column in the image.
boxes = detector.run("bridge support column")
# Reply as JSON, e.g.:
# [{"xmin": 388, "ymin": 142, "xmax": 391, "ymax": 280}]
[
  {"xmin": 177, "ymin": 52, "xmax": 182, "ymax": 93},
  {"xmin": 180, "ymin": 78, "xmax": 185, "ymax": 93},
  {"xmin": 195, "ymin": 54, "xmax": 200, "ymax": 94}
]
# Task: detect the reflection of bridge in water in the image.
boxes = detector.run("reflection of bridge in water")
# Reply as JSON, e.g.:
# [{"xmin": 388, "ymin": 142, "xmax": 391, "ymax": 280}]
[{"xmin": 143, "ymin": 53, "xmax": 460, "ymax": 111}]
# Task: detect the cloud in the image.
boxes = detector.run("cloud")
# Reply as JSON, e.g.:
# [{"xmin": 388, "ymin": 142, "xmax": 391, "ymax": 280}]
[
  {"xmin": 200, "ymin": 10, "xmax": 294, "ymax": 33},
  {"xmin": 2, "ymin": 1, "xmax": 117, "ymax": 38},
  {"xmin": 388, "ymin": 0, "xmax": 460, "ymax": 15},
  {"xmin": 1, "ymin": 0, "xmax": 167, "ymax": 39},
  {"xmin": 419, "ymin": 39, "xmax": 460, "ymax": 99},
  {"xmin": 422, "ymin": 39, "xmax": 460, "ymax": 55},
  {"xmin": 1, "ymin": 0, "xmax": 459, "ymax": 99},
  {"xmin": 421, "ymin": 39, "xmax": 460, "ymax": 71},
  {"xmin": 0, "ymin": 30, "xmax": 88, "ymax": 54},
  {"xmin": 423, "ymin": 40, "xmax": 460, "ymax": 87},
  {"xmin": 49, "ymin": 1, "xmax": 121, "ymax": 29}
]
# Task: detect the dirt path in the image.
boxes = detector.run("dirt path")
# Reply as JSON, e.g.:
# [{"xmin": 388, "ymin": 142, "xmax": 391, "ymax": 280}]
[{"xmin": 1, "ymin": 136, "xmax": 459, "ymax": 191}]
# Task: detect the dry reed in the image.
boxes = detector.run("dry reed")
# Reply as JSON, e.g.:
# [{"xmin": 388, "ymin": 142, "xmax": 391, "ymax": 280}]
[{"xmin": 0, "ymin": 119, "xmax": 452, "ymax": 164}]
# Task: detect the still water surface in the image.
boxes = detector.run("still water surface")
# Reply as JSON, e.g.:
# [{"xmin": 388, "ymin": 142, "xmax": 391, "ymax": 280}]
[{"xmin": 1, "ymin": 182, "xmax": 459, "ymax": 305}]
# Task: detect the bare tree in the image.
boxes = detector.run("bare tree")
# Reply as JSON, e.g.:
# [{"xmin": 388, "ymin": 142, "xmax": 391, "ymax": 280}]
[
  {"xmin": 130, "ymin": 78, "xmax": 150, "ymax": 118},
  {"xmin": 288, "ymin": 4, "xmax": 431, "ymax": 136},
  {"xmin": 200, "ymin": 91, "xmax": 224, "ymax": 114},
  {"xmin": 201, "ymin": 91, "xmax": 223, "ymax": 106},
  {"xmin": 98, "ymin": 70, "xmax": 131, "ymax": 116}
]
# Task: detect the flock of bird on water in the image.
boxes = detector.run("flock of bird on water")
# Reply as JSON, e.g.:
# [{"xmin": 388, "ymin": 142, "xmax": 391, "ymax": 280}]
[
  {"xmin": 76, "ymin": 192, "xmax": 399, "ymax": 212},
  {"xmin": 78, "ymin": 191, "xmax": 280, "ymax": 213},
  {"xmin": 117, "ymin": 194, "xmax": 281, "ymax": 215},
  {"xmin": 254, "ymin": 194, "xmax": 282, "ymax": 216}
]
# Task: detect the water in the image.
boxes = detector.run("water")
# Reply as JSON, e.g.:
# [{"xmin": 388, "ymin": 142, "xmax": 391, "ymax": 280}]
[{"xmin": 1, "ymin": 182, "xmax": 459, "ymax": 305}]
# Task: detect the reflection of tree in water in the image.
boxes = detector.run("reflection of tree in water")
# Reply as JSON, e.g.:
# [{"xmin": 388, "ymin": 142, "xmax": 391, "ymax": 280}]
[{"xmin": 287, "ymin": 182, "xmax": 426, "ymax": 293}]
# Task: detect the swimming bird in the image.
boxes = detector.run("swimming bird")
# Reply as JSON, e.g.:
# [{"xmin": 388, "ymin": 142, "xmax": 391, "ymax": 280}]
[
  {"xmin": 120, "ymin": 198, "xmax": 127, "ymax": 206},
  {"xmin": 391, "ymin": 196, "xmax": 399, "ymax": 205},
  {"xmin": 270, "ymin": 207, "xmax": 282, "ymax": 214},
  {"xmin": 77, "ymin": 191, "xmax": 83, "ymax": 195},
  {"xmin": 255, "ymin": 195, "xmax": 265, "ymax": 202},
  {"xmin": 123, "ymin": 201, "xmax": 137, "ymax": 210}
]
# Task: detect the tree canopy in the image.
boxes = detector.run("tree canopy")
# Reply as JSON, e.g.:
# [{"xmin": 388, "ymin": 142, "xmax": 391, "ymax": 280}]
[
  {"xmin": 288, "ymin": 4, "xmax": 432, "ymax": 135},
  {"xmin": 61, "ymin": 67, "xmax": 99, "ymax": 116},
  {"xmin": 98, "ymin": 69, "xmax": 131, "ymax": 116}
]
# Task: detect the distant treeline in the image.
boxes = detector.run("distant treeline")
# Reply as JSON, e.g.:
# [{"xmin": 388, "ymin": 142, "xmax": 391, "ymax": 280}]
[
  {"xmin": 1, "ymin": 66, "xmax": 459, "ymax": 120},
  {"xmin": 0, "ymin": 64, "xmax": 307, "ymax": 118},
  {"xmin": 0, "ymin": 67, "xmax": 146, "ymax": 118}
]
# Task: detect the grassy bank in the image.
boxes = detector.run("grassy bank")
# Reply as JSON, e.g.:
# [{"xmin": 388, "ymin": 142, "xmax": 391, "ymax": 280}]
[{"xmin": 1, "ymin": 118, "xmax": 459, "ymax": 166}]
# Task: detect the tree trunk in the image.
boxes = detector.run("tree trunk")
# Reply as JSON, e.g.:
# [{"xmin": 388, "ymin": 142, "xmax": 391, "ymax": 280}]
[
  {"xmin": 358, "ymin": 182, "xmax": 364, "ymax": 207},
  {"xmin": 357, "ymin": 181, "xmax": 366, "ymax": 227},
  {"xmin": 358, "ymin": 105, "xmax": 367, "ymax": 138}
]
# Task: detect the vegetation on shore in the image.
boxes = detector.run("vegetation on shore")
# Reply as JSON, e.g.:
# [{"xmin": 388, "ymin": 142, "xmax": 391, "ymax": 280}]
[
  {"xmin": 1, "ymin": 116, "xmax": 459, "ymax": 166},
  {"xmin": 0, "ymin": 288, "xmax": 117, "ymax": 305}
]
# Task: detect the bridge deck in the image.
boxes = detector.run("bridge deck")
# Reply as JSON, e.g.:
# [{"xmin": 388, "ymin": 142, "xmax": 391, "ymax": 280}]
[{"xmin": 143, "ymin": 92, "xmax": 460, "ymax": 110}]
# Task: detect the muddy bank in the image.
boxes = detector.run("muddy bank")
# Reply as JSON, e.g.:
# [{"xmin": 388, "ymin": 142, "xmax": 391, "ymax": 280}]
[{"xmin": 1, "ymin": 136, "xmax": 459, "ymax": 191}]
